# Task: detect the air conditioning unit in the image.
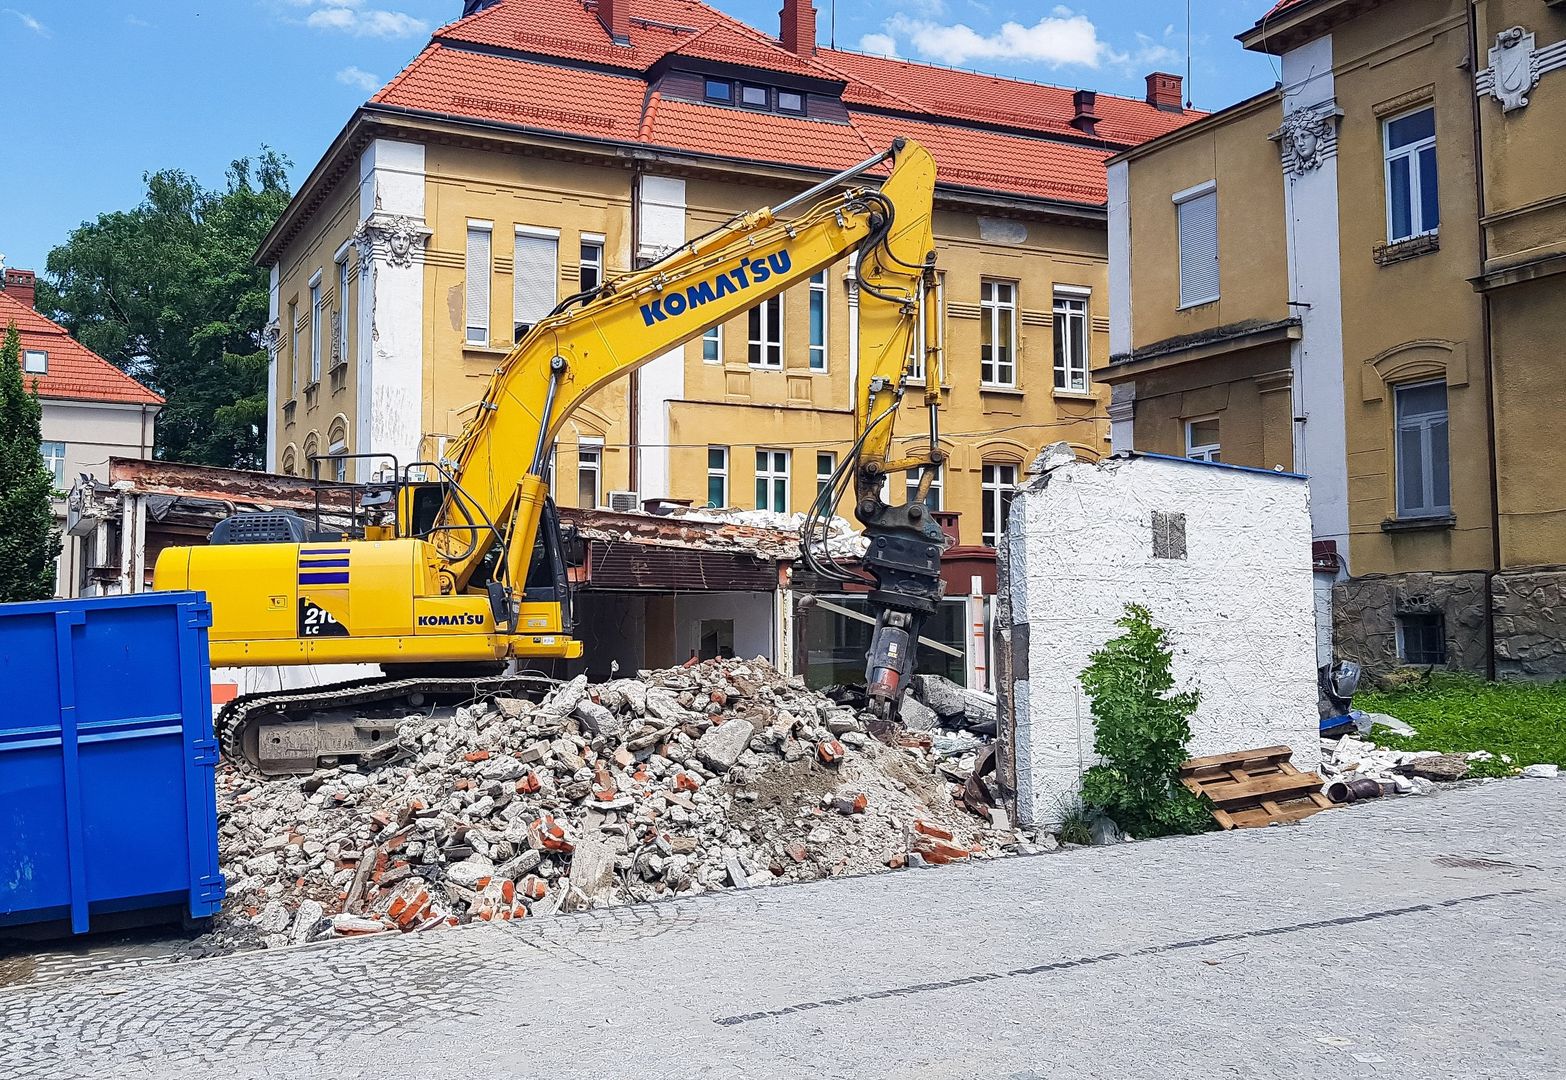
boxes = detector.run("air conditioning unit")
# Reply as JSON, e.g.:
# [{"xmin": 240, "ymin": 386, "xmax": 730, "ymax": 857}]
[{"xmin": 607, "ymin": 490, "xmax": 640, "ymax": 513}]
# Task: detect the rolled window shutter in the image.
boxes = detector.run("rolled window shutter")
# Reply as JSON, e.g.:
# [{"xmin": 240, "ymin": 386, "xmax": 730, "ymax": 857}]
[
  {"xmin": 1178, "ymin": 192, "xmax": 1219, "ymax": 306},
  {"xmin": 514, "ymin": 233, "xmax": 559, "ymax": 330},
  {"xmin": 466, "ymin": 228, "xmax": 491, "ymax": 337}
]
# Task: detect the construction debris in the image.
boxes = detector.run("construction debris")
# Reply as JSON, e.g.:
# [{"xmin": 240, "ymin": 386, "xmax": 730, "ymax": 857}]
[
  {"xmin": 1319, "ymin": 736, "xmax": 1484, "ymax": 791},
  {"xmin": 206, "ymin": 658, "xmax": 1005, "ymax": 952}
]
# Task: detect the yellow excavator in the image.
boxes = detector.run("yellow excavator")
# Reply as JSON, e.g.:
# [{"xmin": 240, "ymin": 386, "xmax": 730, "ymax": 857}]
[{"xmin": 154, "ymin": 138, "xmax": 948, "ymax": 774}]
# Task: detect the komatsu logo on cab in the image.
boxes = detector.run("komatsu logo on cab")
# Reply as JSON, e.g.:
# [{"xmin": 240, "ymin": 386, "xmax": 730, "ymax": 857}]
[
  {"xmin": 640, "ymin": 250, "xmax": 793, "ymax": 327},
  {"xmin": 418, "ymin": 614, "xmax": 487, "ymax": 628}
]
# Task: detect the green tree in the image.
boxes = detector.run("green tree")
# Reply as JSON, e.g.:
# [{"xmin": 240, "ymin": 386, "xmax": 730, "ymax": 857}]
[
  {"xmin": 36, "ymin": 151, "xmax": 291, "ymax": 469},
  {"xmin": 0, "ymin": 323, "xmax": 63, "ymax": 601},
  {"xmin": 1079, "ymin": 604, "xmax": 1212, "ymax": 838}
]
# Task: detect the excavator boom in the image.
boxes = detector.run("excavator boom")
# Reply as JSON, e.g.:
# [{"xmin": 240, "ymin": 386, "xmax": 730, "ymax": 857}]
[{"xmin": 154, "ymin": 139, "xmax": 946, "ymax": 771}]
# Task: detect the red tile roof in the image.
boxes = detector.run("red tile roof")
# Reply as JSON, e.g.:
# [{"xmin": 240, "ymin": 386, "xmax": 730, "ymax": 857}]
[
  {"xmin": 814, "ymin": 48, "xmax": 1196, "ymax": 146},
  {"xmin": 368, "ymin": 0, "xmax": 1201, "ymax": 209},
  {"xmin": 0, "ymin": 290, "xmax": 163, "ymax": 407}
]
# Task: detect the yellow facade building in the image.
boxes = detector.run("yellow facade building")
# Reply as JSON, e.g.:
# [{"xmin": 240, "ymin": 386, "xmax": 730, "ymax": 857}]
[
  {"xmin": 258, "ymin": 0, "xmax": 1197, "ymax": 560},
  {"xmin": 1101, "ymin": 0, "xmax": 1566, "ymax": 678}
]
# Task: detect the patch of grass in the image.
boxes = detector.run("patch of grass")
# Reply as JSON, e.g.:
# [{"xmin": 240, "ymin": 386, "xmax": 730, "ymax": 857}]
[
  {"xmin": 1358, "ymin": 673, "xmax": 1566, "ymax": 778},
  {"xmin": 1054, "ymin": 797, "xmax": 1096, "ymax": 846}
]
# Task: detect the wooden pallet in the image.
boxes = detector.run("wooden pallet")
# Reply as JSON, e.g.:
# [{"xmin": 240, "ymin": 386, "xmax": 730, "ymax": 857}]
[{"xmin": 1179, "ymin": 745, "xmax": 1332, "ymax": 830}]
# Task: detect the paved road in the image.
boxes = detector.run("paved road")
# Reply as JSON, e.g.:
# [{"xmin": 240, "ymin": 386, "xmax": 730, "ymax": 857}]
[{"xmin": 2, "ymin": 780, "xmax": 1562, "ymax": 1080}]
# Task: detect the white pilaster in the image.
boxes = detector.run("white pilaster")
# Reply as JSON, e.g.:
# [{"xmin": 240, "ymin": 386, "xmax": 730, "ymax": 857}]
[
  {"xmin": 1107, "ymin": 160, "xmax": 1132, "ymax": 359},
  {"xmin": 1281, "ymin": 37, "xmax": 1349, "ymax": 556},
  {"xmin": 1281, "ymin": 34, "xmax": 1349, "ymax": 664},
  {"xmin": 353, "ymin": 139, "xmax": 430, "ymax": 476},
  {"xmin": 635, "ymin": 174, "xmax": 687, "ymax": 500}
]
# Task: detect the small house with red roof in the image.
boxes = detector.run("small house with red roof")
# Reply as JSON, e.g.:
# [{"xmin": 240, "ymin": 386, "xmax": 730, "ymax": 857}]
[{"xmin": 1, "ymin": 267, "xmax": 162, "ymax": 596}]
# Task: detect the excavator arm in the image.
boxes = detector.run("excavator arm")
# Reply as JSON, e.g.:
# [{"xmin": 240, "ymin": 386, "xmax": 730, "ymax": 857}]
[
  {"xmin": 432, "ymin": 138, "xmax": 946, "ymax": 715},
  {"xmin": 155, "ymin": 139, "xmax": 944, "ymax": 773}
]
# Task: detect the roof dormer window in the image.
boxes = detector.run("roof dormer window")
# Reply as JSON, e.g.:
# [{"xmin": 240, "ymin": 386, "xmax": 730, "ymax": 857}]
[
  {"xmin": 740, "ymin": 83, "xmax": 768, "ymax": 108},
  {"xmin": 704, "ymin": 78, "xmax": 733, "ymax": 104},
  {"xmin": 777, "ymin": 90, "xmax": 804, "ymax": 114},
  {"xmin": 23, "ymin": 349, "xmax": 47, "ymax": 374}
]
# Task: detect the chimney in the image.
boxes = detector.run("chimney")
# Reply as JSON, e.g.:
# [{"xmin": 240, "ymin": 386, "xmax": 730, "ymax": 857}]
[
  {"xmin": 1145, "ymin": 72, "xmax": 1184, "ymax": 112},
  {"xmin": 596, "ymin": 0, "xmax": 631, "ymax": 45},
  {"xmin": 3, "ymin": 268, "xmax": 36, "ymax": 310},
  {"xmin": 780, "ymin": 0, "xmax": 816, "ymax": 56},
  {"xmin": 1069, "ymin": 89, "xmax": 1100, "ymax": 134}
]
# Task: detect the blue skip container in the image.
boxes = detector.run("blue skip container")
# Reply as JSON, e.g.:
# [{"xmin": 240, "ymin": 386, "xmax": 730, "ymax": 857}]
[{"xmin": 0, "ymin": 591, "xmax": 225, "ymax": 934}]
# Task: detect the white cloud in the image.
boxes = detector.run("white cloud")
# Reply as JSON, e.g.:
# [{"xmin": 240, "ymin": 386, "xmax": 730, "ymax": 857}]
[
  {"xmin": 885, "ymin": 10, "xmax": 1108, "ymax": 68},
  {"xmin": 306, "ymin": 7, "xmax": 427, "ymax": 37},
  {"xmin": 2, "ymin": 8, "xmax": 49, "ymax": 37},
  {"xmin": 858, "ymin": 32, "xmax": 900, "ymax": 58},
  {"xmin": 125, "ymin": 14, "xmax": 154, "ymax": 28},
  {"xmin": 336, "ymin": 65, "xmax": 382, "ymax": 91}
]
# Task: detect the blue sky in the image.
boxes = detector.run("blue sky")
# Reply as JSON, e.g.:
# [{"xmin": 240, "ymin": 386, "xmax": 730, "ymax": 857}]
[{"xmin": 0, "ymin": 1, "xmax": 1280, "ymax": 275}]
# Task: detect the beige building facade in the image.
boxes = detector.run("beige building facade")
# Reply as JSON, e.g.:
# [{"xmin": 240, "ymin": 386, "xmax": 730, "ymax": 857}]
[
  {"xmin": 1103, "ymin": 0, "xmax": 1566, "ymax": 678},
  {"xmin": 259, "ymin": 0, "xmax": 1197, "ymax": 562}
]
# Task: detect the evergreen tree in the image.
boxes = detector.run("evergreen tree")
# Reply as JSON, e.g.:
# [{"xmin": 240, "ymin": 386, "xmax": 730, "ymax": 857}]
[{"xmin": 0, "ymin": 323, "xmax": 63, "ymax": 601}]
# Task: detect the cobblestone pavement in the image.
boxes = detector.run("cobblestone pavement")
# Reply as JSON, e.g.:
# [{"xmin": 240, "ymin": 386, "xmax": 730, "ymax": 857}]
[{"xmin": 2, "ymin": 779, "xmax": 1562, "ymax": 1080}]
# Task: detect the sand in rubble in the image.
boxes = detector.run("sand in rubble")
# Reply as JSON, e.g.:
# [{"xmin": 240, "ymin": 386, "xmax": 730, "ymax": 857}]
[{"xmin": 202, "ymin": 658, "xmax": 1002, "ymax": 953}]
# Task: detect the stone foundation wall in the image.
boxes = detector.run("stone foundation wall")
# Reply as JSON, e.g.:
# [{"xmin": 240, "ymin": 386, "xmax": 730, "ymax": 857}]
[
  {"xmin": 1334, "ymin": 566, "xmax": 1566, "ymax": 681},
  {"xmin": 1492, "ymin": 569, "xmax": 1566, "ymax": 679}
]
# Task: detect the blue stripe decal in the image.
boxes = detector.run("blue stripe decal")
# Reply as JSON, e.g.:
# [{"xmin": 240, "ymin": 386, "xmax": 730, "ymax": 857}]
[
  {"xmin": 299, "ymin": 572, "xmax": 350, "ymax": 585},
  {"xmin": 302, "ymin": 547, "xmax": 352, "ymax": 555},
  {"xmin": 297, "ymin": 558, "xmax": 350, "ymax": 568}
]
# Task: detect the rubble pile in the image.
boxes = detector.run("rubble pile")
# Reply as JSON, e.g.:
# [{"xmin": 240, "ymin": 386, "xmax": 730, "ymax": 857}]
[
  {"xmin": 1320, "ymin": 735, "xmax": 1506, "ymax": 795},
  {"xmin": 211, "ymin": 659, "xmax": 1002, "ymax": 951}
]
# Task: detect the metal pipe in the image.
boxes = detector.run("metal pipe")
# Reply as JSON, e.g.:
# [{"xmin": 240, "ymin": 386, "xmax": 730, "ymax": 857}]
[
  {"xmin": 529, "ymin": 357, "xmax": 565, "ymax": 477},
  {"xmin": 772, "ymin": 141, "xmax": 903, "ymax": 218}
]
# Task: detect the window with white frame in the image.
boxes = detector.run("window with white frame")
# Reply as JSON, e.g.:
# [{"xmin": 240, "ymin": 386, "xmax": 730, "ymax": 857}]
[
  {"xmin": 1176, "ymin": 182, "xmax": 1220, "ymax": 308},
  {"xmin": 702, "ymin": 323, "xmax": 722, "ymax": 364},
  {"xmin": 748, "ymin": 297, "xmax": 782, "ymax": 368},
  {"xmin": 907, "ymin": 463, "xmax": 943, "ymax": 511},
  {"xmin": 288, "ymin": 301, "xmax": 300, "ymax": 392},
  {"xmin": 328, "ymin": 440, "xmax": 348, "ymax": 483},
  {"xmin": 22, "ymin": 349, "xmax": 46, "ymax": 374},
  {"xmin": 816, "ymin": 451, "xmax": 836, "ymax": 498},
  {"xmin": 980, "ymin": 279, "xmax": 1016, "ymax": 386},
  {"xmin": 40, "ymin": 440, "xmax": 66, "ymax": 490},
  {"xmin": 1395, "ymin": 381, "xmax": 1451, "ymax": 518},
  {"xmin": 909, "ymin": 272, "xmax": 945, "ymax": 383},
  {"xmin": 755, "ymin": 448, "xmax": 789, "ymax": 512},
  {"xmin": 1052, "ymin": 288, "xmax": 1090, "ymax": 392},
  {"xmin": 309, "ymin": 274, "xmax": 323, "ymax": 384},
  {"xmin": 466, "ymin": 222, "xmax": 492, "ymax": 345},
  {"xmin": 545, "ymin": 443, "xmax": 558, "ymax": 497},
  {"xmin": 514, "ymin": 227, "xmax": 559, "ymax": 343},
  {"xmin": 707, "ymin": 446, "xmax": 729, "ymax": 507},
  {"xmin": 981, "ymin": 462, "xmax": 1016, "ymax": 546},
  {"xmin": 1185, "ymin": 416, "xmax": 1221, "ymax": 463},
  {"xmin": 577, "ymin": 440, "xmax": 602, "ymax": 509},
  {"xmin": 579, "ymin": 235, "xmax": 604, "ymax": 293},
  {"xmin": 808, "ymin": 270, "xmax": 828, "ymax": 371},
  {"xmin": 1384, "ymin": 106, "xmax": 1439, "ymax": 243},
  {"xmin": 335, "ymin": 255, "xmax": 350, "ymax": 366}
]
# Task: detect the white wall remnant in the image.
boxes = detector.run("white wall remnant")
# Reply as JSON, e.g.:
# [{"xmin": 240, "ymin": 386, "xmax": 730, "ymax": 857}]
[{"xmin": 998, "ymin": 447, "xmax": 1319, "ymax": 828}]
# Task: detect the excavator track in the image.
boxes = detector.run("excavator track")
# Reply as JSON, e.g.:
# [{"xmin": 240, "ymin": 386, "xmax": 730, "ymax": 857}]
[{"xmin": 217, "ymin": 672, "xmax": 559, "ymax": 777}]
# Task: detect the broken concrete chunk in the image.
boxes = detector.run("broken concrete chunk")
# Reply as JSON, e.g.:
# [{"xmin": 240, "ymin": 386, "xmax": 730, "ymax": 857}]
[
  {"xmin": 1395, "ymin": 753, "xmax": 1471, "ymax": 783},
  {"xmin": 696, "ymin": 718, "xmax": 753, "ymax": 772}
]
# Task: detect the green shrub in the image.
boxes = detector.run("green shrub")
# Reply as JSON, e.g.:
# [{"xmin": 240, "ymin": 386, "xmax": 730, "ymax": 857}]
[{"xmin": 1079, "ymin": 604, "xmax": 1212, "ymax": 838}]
